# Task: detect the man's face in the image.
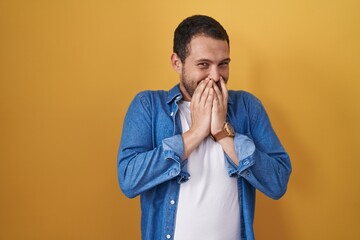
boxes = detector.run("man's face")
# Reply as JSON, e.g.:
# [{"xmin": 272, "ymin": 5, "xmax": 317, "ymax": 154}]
[{"xmin": 176, "ymin": 35, "xmax": 230, "ymax": 101}]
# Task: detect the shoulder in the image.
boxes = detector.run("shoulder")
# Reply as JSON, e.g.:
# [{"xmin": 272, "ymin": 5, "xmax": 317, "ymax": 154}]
[
  {"xmin": 135, "ymin": 89, "xmax": 167, "ymax": 99},
  {"xmin": 228, "ymin": 90, "xmax": 266, "ymax": 125},
  {"xmin": 132, "ymin": 90, "xmax": 168, "ymax": 106},
  {"xmin": 133, "ymin": 85, "xmax": 181, "ymax": 106},
  {"xmin": 228, "ymin": 90, "xmax": 262, "ymax": 107}
]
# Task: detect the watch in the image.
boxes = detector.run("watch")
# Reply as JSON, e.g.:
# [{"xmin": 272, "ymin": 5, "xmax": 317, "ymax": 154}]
[{"xmin": 212, "ymin": 122, "xmax": 235, "ymax": 141}]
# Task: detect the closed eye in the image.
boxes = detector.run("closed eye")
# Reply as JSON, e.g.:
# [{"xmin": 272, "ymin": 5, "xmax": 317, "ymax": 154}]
[
  {"xmin": 219, "ymin": 61, "xmax": 230, "ymax": 67},
  {"xmin": 197, "ymin": 62, "xmax": 209, "ymax": 68}
]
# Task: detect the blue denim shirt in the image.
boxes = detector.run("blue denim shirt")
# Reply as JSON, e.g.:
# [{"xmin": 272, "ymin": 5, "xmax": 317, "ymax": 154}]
[{"xmin": 117, "ymin": 84, "xmax": 291, "ymax": 240}]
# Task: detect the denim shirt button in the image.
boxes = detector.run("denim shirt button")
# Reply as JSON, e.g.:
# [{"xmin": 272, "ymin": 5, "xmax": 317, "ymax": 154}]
[
  {"xmin": 244, "ymin": 160, "xmax": 249, "ymax": 166},
  {"xmin": 169, "ymin": 169, "xmax": 178, "ymax": 177},
  {"xmin": 170, "ymin": 200, "xmax": 175, "ymax": 205},
  {"xmin": 166, "ymin": 234, "xmax": 171, "ymax": 239},
  {"xmin": 170, "ymin": 112, "xmax": 174, "ymax": 116}
]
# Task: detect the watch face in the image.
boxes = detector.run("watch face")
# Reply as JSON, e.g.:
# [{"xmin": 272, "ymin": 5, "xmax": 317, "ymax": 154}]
[{"xmin": 225, "ymin": 122, "xmax": 235, "ymax": 136}]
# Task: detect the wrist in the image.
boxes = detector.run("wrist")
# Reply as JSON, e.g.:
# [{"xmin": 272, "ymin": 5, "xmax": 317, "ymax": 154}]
[
  {"xmin": 211, "ymin": 125, "xmax": 224, "ymax": 136},
  {"xmin": 182, "ymin": 128, "xmax": 208, "ymax": 160},
  {"xmin": 211, "ymin": 122, "xmax": 235, "ymax": 141},
  {"xmin": 188, "ymin": 127, "xmax": 208, "ymax": 142}
]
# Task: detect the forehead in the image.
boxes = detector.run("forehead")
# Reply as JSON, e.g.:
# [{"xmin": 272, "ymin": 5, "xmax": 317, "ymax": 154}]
[{"xmin": 187, "ymin": 35, "xmax": 229, "ymax": 61}]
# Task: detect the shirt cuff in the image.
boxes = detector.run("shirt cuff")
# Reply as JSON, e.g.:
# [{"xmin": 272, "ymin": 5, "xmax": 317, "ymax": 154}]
[
  {"xmin": 162, "ymin": 134, "xmax": 184, "ymax": 164},
  {"xmin": 162, "ymin": 135, "xmax": 190, "ymax": 183},
  {"xmin": 228, "ymin": 133, "xmax": 256, "ymax": 177}
]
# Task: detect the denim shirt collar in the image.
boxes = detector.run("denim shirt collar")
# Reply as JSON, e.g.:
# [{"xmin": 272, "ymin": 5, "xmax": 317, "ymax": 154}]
[{"xmin": 167, "ymin": 84, "xmax": 183, "ymax": 104}]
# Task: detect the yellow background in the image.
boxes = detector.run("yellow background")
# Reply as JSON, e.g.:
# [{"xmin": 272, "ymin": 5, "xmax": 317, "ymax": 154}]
[{"xmin": 1, "ymin": 0, "xmax": 359, "ymax": 239}]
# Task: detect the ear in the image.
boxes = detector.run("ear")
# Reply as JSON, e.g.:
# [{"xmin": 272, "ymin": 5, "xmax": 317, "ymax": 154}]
[{"xmin": 171, "ymin": 53, "xmax": 182, "ymax": 74}]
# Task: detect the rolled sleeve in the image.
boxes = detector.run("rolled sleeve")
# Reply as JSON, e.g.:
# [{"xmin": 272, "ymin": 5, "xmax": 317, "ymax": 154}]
[
  {"xmin": 227, "ymin": 133, "xmax": 256, "ymax": 177},
  {"xmin": 163, "ymin": 134, "xmax": 184, "ymax": 163},
  {"xmin": 162, "ymin": 134, "xmax": 190, "ymax": 183}
]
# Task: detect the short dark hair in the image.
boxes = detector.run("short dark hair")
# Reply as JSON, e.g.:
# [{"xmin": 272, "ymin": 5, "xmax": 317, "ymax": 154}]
[{"xmin": 173, "ymin": 15, "xmax": 230, "ymax": 63}]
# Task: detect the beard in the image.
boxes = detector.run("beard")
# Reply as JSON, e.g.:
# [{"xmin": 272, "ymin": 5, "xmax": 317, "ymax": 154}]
[
  {"xmin": 180, "ymin": 77, "xmax": 197, "ymax": 99},
  {"xmin": 180, "ymin": 69, "xmax": 198, "ymax": 99}
]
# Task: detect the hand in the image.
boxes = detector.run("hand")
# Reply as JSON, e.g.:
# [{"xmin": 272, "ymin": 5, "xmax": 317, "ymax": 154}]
[
  {"xmin": 189, "ymin": 78, "xmax": 214, "ymax": 140},
  {"xmin": 211, "ymin": 77, "xmax": 228, "ymax": 135}
]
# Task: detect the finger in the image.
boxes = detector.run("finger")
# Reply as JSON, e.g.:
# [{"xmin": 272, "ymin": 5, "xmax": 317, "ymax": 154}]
[
  {"xmin": 200, "ymin": 79, "xmax": 214, "ymax": 106},
  {"xmin": 219, "ymin": 76, "xmax": 228, "ymax": 102},
  {"xmin": 212, "ymin": 80, "xmax": 222, "ymax": 102},
  {"xmin": 206, "ymin": 87, "xmax": 214, "ymax": 107},
  {"xmin": 192, "ymin": 79, "xmax": 208, "ymax": 103}
]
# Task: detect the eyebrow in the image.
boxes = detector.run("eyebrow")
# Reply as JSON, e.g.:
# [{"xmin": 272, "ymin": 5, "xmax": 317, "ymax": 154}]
[{"xmin": 195, "ymin": 58, "xmax": 231, "ymax": 63}]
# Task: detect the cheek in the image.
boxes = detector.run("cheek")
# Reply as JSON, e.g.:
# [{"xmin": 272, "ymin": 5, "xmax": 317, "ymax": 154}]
[
  {"xmin": 194, "ymin": 72, "xmax": 208, "ymax": 81},
  {"xmin": 220, "ymin": 67, "xmax": 229, "ymax": 75},
  {"xmin": 220, "ymin": 69, "xmax": 230, "ymax": 81},
  {"xmin": 194, "ymin": 68, "xmax": 211, "ymax": 79},
  {"xmin": 186, "ymin": 68, "xmax": 207, "ymax": 82}
]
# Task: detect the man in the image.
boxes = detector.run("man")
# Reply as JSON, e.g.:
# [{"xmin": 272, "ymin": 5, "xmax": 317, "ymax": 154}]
[{"xmin": 117, "ymin": 15, "xmax": 291, "ymax": 240}]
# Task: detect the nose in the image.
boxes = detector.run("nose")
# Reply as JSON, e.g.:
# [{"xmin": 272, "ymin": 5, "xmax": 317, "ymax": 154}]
[{"xmin": 209, "ymin": 66, "xmax": 220, "ymax": 82}]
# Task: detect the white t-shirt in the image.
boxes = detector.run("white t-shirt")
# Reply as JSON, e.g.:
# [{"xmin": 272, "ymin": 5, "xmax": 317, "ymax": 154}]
[{"xmin": 174, "ymin": 101, "xmax": 240, "ymax": 240}]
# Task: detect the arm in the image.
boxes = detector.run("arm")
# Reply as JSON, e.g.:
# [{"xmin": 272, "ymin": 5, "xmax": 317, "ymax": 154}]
[
  {"xmin": 211, "ymin": 77, "xmax": 239, "ymax": 165},
  {"xmin": 117, "ymin": 92, "xmax": 186, "ymax": 198},
  {"xmin": 182, "ymin": 79, "xmax": 214, "ymax": 159},
  {"xmin": 229, "ymin": 97, "xmax": 292, "ymax": 200},
  {"xmin": 118, "ymin": 80, "xmax": 214, "ymax": 198},
  {"xmin": 212, "ymin": 79, "xmax": 291, "ymax": 199}
]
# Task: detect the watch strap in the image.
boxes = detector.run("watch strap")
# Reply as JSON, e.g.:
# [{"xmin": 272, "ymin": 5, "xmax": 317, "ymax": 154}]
[
  {"xmin": 212, "ymin": 122, "xmax": 235, "ymax": 141},
  {"xmin": 212, "ymin": 129, "xmax": 228, "ymax": 141}
]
